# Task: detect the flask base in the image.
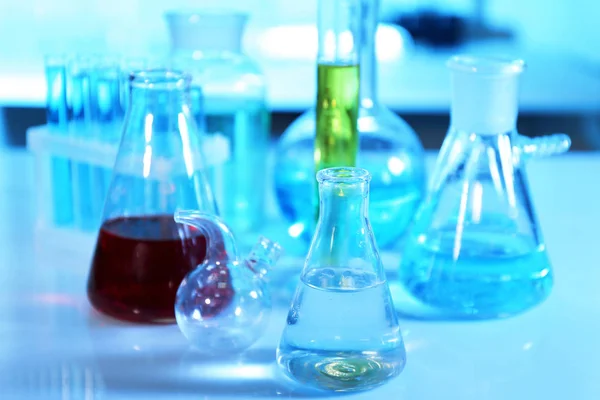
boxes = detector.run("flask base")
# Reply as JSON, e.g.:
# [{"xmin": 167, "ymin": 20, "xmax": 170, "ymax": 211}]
[
  {"xmin": 87, "ymin": 290, "xmax": 177, "ymax": 324},
  {"xmin": 277, "ymin": 345, "xmax": 405, "ymax": 392},
  {"xmin": 86, "ymin": 215, "xmax": 208, "ymax": 324}
]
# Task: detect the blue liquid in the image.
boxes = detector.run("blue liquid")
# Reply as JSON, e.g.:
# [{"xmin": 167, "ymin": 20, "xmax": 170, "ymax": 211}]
[
  {"xmin": 398, "ymin": 230, "xmax": 553, "ymax": 319},
  {"xmin": 277, "ymin": 269, "xmax": 406, "ymax": 392},
  {"xmin": 274, "ymin": 161, "xmax": 423, "ymax": 248},
  {"xmin": 69, "ymin": 66, "xmax": 122, "ymax": 232},
  {"xmin": 46, "ymin": 64, "xmax": 75, "ymax": 226},
  {"xmin": 74, "ymin": 164, "xmax": 112, "ymax": 232},
  {"xmin": 204, "ymin": 98, "xmax": 269, "ymax": 233},
  {"xmin": 49, "ymin": 157, "xmax": 74, "ymax": 225}
]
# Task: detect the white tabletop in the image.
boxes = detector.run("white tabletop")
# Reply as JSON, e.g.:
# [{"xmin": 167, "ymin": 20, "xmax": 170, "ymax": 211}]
[{"xmin": 0, "ymin": 148, "xmax": 599, "ymax": 399}]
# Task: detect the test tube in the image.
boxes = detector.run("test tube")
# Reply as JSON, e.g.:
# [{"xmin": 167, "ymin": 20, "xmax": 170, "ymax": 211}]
[
  {"xmin": 44, "ymin": 54, "xmax": 75, "ymax": 227},
  {"xmin": 73, "ymin": 55, "xmax": 124, "ymax": 231},
  {"xmin": 67, "ymin": 55, "xmax": 96, "ymax": 231},
  {"xmin": 91, "ymin": 57, "xmax": 123, "ymax": 216},
  {"xmin": 66, "ymin": 55, "xmax": 118, "ymax": 231}
]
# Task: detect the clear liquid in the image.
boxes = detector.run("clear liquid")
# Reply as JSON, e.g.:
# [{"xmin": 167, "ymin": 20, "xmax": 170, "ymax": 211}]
[
  {"xmin": 398, "ymin": 231, "xmax": 553, "ymax": 319},
  {"xmin": 277, "ymin": 269, "xmax": 406, "ymax": 392},
  {"xmin": 274, "ymin": 155, "xmax": 423, "ymax": 248},
  {"xmin": 204, "ymin": 97, "xmax": 269, "ymax": 233}
]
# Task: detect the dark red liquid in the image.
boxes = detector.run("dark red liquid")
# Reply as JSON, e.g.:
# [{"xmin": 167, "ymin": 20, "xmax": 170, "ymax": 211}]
[{"xmin": 87, "ymin": 215, "xmax": 207, "ymax": 324}]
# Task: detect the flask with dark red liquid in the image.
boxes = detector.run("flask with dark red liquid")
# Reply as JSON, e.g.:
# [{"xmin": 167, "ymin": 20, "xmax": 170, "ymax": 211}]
[{"xmin": 87, "ymin": 69, "xmax": 219, "ymax": 324}]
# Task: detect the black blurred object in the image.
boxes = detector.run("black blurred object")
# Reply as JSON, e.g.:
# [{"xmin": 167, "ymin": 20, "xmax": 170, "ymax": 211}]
[{"xmin": 395, "ymin": 10, "xmax": 466, "ymax": 47}]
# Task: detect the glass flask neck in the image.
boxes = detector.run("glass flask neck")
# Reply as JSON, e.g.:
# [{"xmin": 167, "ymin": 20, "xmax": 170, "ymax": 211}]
[
  {"xmin": 128, "ymin": 70, "xmax": 192, "ymax": 112},
  {"xmin": 359, "ymin": 0, "xmax": 379, "ymax": 107},
  {"xmin": 174, "ymin": 211, "xmax": 240, "ymax": 263},
  {"xmin": 317, "ymin": 0, "xmax": 362, "ymax": 64},
  {"xmin": 165, "ymin": 11, "xmax": 247, "ymax": 55},
  {"xmin": 318, "ymin": 181, "xmax": 369, "ymax": 226},
  {"xmin": 246, "ymin": 236, "xmax": 284, "ymax": 278},
  {"xmin": 448, "ymin": 55, "xmax": 525, "ymax": 135},
  {"xmin": 309, "ymin": 168, "xmax": 382, "ymax": 272}
]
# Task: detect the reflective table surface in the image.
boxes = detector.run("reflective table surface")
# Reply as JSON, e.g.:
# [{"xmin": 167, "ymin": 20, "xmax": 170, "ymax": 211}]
[{"xmin": 0, "ymin": 149, "xmax": 598, "ymax": 399}]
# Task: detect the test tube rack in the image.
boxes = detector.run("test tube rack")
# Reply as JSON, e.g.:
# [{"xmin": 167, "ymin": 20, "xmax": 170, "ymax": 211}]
[{"xmin": 27, "ymin": 124, "xmax": 229, "ymax": 256}]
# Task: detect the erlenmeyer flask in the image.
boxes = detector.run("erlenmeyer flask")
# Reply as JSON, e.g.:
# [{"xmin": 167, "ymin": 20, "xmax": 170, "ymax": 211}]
[
  {"xmin": 397, "ymin": 55, "xmax": 571, "ymax": 319},
  {"xmin": 277, "ymin": 167, "xmax": 406, "ymax": 392},
  {"xmin": 87, "ymin": 69, "xmax": 219, "ymax": 324}
]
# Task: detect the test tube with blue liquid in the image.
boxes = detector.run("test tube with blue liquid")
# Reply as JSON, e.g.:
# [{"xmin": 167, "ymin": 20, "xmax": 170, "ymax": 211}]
[
  {"xmin": 44, "ymin": 54, "xmax": 74, "ymax": 226},
  {"xmin": 90, "ymin": 57, "xmax": 122, "ymax": 213},
  {"xmin": 69, "ymin": 55, "xmax": 122, "ymax": 231},
  {"xmin": 68, "ymin": 55, "xmax": 96, "ymax": 231}
]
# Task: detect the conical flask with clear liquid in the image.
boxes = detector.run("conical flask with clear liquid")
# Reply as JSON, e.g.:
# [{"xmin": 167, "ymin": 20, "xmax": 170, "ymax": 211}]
[
  {"xmin": 87, "ymin": 70, "xmax": 219, "ymax": 324},
  {"xmin": 397, "ymin": 55, "xmax": 572, "ymax": 320},
  {"xmin": 277, "ymin": 167, "xmax": 406, "ymax": 392}
]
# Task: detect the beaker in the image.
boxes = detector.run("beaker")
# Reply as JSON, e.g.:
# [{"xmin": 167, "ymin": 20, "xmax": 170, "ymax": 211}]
[
  {"xmin": 273, "ymin": 0, "xmax": 426, "ymax": 249},
  {"xmin": 174, "ymin": 210, "xmax": 283, "ymax": 355},
  {"xmin": 397, "ymin": 55, "xmax": 571, "ymax": 319},
  {"xmin": 164, "ymin": 10, "xmax": 270, "ymax": 234},
  {"xmin": 277, "ymin": 167, "xmax": 406, "ymax": 392},
  {"xmin": 86, "ymin": 69, "xmax": 219, "ymax": 324}
]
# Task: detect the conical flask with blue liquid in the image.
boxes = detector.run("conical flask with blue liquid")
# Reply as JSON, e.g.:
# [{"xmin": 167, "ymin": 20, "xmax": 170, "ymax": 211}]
[
  {"xmin": 277, "ymin": 167, "xmax": 406, "ymax": 392},
  {"xmin": 397, "ymin": 55, "xmax": 571, "ymax": 319}
]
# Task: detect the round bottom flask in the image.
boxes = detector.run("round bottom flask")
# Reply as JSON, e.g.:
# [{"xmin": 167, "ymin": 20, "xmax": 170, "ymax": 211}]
[
  {"xmin": 273, "ymin": 0, "xmax": 426, "ymax": 249},
  {"xmin": 275, "ymin": 106, "xmax": 426, "ymax": 249},
  {"xmin": 174, "ymin": 211, "xmax": 283, "ymax": 355}
]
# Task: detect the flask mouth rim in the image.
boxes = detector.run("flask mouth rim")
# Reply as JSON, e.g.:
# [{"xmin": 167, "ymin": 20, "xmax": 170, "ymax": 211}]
[
  {"xmin": 317, "ymin": 167, "xmax": 372, "ymax": 184},
  {"xmin": 447, "ymin": 55, "xmax": 525, "ymax": 76},
  {"xmin": 129, "ymin": 69, "xmax": 192, "ymax": 90}
]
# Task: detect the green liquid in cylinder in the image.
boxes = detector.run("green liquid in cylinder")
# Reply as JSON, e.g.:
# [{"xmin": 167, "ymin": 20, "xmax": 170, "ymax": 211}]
[{"xmin": 314, "ymin": 63, "xmax": 360, "ymax": 220}]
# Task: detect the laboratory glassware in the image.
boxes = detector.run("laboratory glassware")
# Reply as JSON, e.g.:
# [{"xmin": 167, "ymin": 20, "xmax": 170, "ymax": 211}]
[
  {"xmin": 87, "ymin": 69, "xmax": 219, "ymax": 324},
  {"xmin": 165, "ymin": 10, "xmax": 270, "ymax": 234},
  {"xmin": 274, "ymin": 0, "xmax": 426, "ymax": 249},
  {"xmin": 397, "ymin": 55, "xmax": 571, "ymax": 319},
  {"xmin": 44, "ymin": 54, "xmax": 74, "ymax": 226},
  {"xmin": 68, "ymin": 55, "xmax": 122, "ymax": 232},
  {"xmin": 174, "ymin": 210, "xmax": 283, "ymax": 354},
  {"xmin": 277, "ymin": 167, "xmax": 406, "ymax": 392}
]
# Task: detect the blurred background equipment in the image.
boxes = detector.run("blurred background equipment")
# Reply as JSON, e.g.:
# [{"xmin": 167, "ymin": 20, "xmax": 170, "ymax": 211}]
[{"xmin": 0, "ymin": 0, "xmax": 597, "ymax": 149}]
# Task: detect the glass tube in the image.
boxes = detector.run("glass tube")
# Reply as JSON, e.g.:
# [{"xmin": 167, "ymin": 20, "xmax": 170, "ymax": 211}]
[
  {"xmin": 314, "ymin": 0, "xmax": 362, "ymax": 220},
  {"xmin": 44, "ymin": 54, "xmax": 75, "ymax": 227}
]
